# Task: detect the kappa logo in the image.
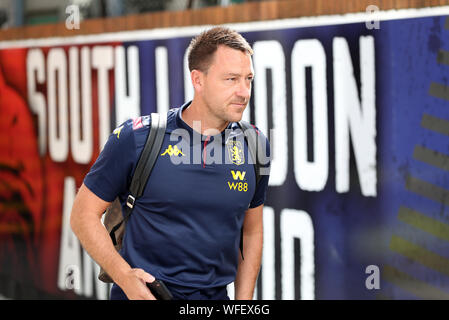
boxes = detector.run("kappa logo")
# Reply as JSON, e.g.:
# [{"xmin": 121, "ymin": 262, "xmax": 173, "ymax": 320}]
[
  {"xmin": 113, "ymin": 125, "xmax": 124, "ymax": 139},
  {"xmin": 161, "ymin": 145, "xmax": 185, "ymax": 157},
  {"xmin": 227, "ymin": 140, "xmax": 245, "ymax": 165}
]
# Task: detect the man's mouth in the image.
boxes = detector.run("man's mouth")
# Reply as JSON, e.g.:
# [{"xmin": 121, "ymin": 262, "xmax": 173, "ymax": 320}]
[{"xmin": 230, "ymin": 102, "xmax": 247, "ymax": 107}]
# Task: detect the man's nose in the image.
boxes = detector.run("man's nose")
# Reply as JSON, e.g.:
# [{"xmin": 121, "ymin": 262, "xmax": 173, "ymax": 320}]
[{"xmin": 236, "ymin": 79, "xmax": 251, "ymax": 99}]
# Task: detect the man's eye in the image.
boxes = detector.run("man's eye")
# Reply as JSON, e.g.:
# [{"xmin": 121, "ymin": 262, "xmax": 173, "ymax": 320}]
[{"xmin": 226, "ymin": 78, "xmax": 236, "ymax": 81}]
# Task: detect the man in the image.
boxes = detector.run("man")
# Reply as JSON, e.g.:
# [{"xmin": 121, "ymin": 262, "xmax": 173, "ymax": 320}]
[{"xmin": 70, "ymin": 26, "xmax": 270, "ymax": 300}]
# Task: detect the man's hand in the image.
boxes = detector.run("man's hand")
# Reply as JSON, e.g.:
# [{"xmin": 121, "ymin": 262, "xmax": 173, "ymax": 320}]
[
  {"xmin": 117, "ymin": 268, "xmax": 157, "ymax": 300},
  {"xmin": 70, "ymin": 184, "xmax": 157, "ymax": 300}
]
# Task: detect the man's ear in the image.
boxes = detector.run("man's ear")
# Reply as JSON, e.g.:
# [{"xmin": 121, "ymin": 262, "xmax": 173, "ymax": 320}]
[{"xmin": 191, "ymin": 69, "xmax": 204, "ymax": 92}]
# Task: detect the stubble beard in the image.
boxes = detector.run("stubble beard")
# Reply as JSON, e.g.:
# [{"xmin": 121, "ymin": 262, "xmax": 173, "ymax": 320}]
[{"xmin": 206, "ymin": 101, "xmax": 245, "ymax": 126}]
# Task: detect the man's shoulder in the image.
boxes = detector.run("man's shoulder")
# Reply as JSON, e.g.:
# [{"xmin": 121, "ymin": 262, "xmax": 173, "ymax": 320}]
[
  {"xmin": 129, "ymin": 115, "xmax": 151, "ymax": 131},
  {"xmin": 113, "ymin": 109, "xmax": 178, "ymax": 135},
  {"xmin": 234, "ymin": 121, "xmax": 270, "ymax": 144},
  {"xmin": 107, "ymin": 115, "xmax": 152, "ymax": 152},
  {"xmin": 132, "ymin": 108, "xmax": 179, "ymax": 128}
]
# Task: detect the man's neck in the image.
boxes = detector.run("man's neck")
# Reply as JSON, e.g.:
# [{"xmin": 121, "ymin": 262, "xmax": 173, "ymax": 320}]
[{"xmin": 182, "ymin": 98, "xmax": 230, "ymax": 135}]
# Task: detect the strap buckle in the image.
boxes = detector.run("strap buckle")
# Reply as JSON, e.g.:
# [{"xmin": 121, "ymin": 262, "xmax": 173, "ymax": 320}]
[{"xmin": 126, "ymin": 195, "xmax": 136, "ymax": 209}]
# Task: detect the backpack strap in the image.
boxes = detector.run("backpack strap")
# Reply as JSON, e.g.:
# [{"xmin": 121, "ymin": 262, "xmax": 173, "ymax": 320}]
[
  {"xmin": 110, "ymin": 113, "xmax": 167, "ymax": 245},
  {"xmin": 238, "ymin": 121, "xmax": 262, "ymax": 186},
  {"xmin": 236, "ymin": 120, "xmax": 264, "ymax": 260}
]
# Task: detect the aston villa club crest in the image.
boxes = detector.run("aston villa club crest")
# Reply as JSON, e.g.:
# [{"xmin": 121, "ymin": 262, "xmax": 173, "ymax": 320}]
[{"xmin": 227, "ymin": 140, "xmax": 245, "ymax": 165}]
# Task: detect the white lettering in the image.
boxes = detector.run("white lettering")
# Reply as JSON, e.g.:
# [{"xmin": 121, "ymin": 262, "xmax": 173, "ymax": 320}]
[
  {"xmin": 281, "ymin": 208, "xmax": 315, "ymax": 300},
  {"xmin": 253, "ymin": 40, "xmax": 288, "ymax": 186},
  {"xmin": 333, "ymin": 36, "xmax": 377, "ymax": 196},
  {"xmin": 184, "ymin": 48, "xmax": 194, "ymax": 101},
  {"xmin": 82, "ymin": 249, "xmax": 109, "ymax": 299},
  {"xmin": 58, "ymin": 176, "xmax": 110, "ymax": 299},
  {"xmin": 261, "ymin": 206, "xmax": 275, "ymax": 299},
  {"xmin": 156, "ymin": 46, "xmax": 170, "ymax": 114},
  {"xmin": 292, "ymin": 39, "xmax": 328, "ymax": 191},
  {"xmin": 47, "ymin": 48, "xmax": 69, "ymax": 162},
  {"xmin": 69, "ymin": 47, "xmax": 93, "ymax": 164},
  {"xmin": 92, "ymin": 46, "xmax": 113, "ymax": 150},
  {"xmin": 115, "ymin": 45, "xmax": 140, "ymax": 126},
  {"xmin": 27, "ymin": 49, "xmax": 47, "ymax": 155},
  {"xmin": 58, "ymin": 177, "xmax": 82, "ymax": 295}
]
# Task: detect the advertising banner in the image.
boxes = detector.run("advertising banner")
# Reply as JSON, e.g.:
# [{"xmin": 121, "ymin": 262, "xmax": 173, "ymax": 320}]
[{"xmin": 0, "ymin": 7, "xmax": 448, "ymax": 299}]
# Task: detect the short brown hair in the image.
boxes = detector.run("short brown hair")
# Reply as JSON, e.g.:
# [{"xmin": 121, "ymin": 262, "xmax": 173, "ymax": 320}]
[{"xmin": 187, "ymin": 26, "xmax": 253, "ymax": 73}]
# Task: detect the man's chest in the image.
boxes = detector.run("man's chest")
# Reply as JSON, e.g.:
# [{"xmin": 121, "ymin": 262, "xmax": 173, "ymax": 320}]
[{"xmin": 140, "ymin": 136, "xmax": 256, "ymax": 213}]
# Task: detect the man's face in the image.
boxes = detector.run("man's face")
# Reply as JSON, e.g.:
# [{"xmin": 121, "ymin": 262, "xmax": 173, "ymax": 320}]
[{"xmin": 199, "ymin": 45, "xmax": 254, "ymax": 123}]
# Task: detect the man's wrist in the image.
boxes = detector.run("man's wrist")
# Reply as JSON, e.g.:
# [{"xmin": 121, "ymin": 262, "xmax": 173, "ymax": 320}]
[
  {"xmin": 235, "ymin": 292, "xmax": 254, "ymax": 300},
  {"xmin": 107, "ymin": 260, "xmax": 132, "ymax": 286},
  {"xmin": 234, "ymin": 286, "xmax": 255, "ymax": 300}
]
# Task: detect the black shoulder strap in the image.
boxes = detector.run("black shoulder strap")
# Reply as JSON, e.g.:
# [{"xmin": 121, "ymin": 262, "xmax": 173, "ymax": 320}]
[
  {"xmin": 236, "ymin": 120, "xmax": 263, "ymax": 260},
  {"xmin": 238, "ymin": 120, "xmax": 262, "ymax": 186},
  {"xmin": 110, "ymin": 113, "xmax": 167, "ymax": 245},
  {"xmin": 129, "ymin": 113, "xmax": 167, "ymax": 199}
]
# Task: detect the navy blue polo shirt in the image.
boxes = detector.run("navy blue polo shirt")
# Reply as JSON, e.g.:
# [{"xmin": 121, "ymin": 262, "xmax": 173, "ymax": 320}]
[{"xmin": 84, "ymin": 101, "xmax": 270, "ymax": 293}]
